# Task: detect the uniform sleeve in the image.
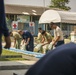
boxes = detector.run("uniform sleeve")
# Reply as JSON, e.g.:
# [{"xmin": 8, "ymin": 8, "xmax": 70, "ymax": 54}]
[
  {"xmin": 48, "ymin": 34, "xmax": 52, "ymax": 40},
  {"xmin": 56, "ymin": 28, "xmax": 61, "ymax": 36},
  {"xmin": 45, "ymin": 33, "xmax": 52, "ymax": 40},
  {"xmin": 0, "ymin": 0, "xmax": 9, "ymax": 37},
  {"xmin": 37, "ymin": 33, "xmax": 42, "ymax": 40}
]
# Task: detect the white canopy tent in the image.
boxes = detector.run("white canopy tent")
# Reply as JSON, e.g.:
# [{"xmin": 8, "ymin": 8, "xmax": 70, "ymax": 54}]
[{"xmin": 39, "ymin": 10, "xmax": 76, "ymax": 24}]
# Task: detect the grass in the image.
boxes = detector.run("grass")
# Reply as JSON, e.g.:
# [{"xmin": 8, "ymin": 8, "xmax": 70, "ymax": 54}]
[
  {"xmin": 2, "ymin": 49, "xmax": 22, "ymax": 55},
  {"xmin": 0, "ymin": 49, "xmax": 29, "ymax": 61},
  {"xmin": 0, "ymin": 58, "xmax": 27, "ymax": 61}
]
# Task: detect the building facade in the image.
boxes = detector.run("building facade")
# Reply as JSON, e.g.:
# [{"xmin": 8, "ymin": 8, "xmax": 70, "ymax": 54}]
[
  {"xmin": 4, "ymin": 0, "xmax": 49, "ymax": 36},
  {"xmin": 4, "ymin": 0, "xmax": 76, "ymax": 36}
]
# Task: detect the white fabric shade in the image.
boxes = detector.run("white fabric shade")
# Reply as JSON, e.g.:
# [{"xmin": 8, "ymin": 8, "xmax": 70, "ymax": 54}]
[
  {"xmin": 58, "ymin": 11, "xmax": 76, "ymax": 24},
  {"xmin": 39, "ymin": 10, "xmax": 76, "ymax": 24}
]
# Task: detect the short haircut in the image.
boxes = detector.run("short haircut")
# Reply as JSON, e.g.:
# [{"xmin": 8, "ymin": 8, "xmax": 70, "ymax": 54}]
[
  {"xmin": 50, "ymin": 22, "xmax": 57, "ymax": 28},
  {"xmin": 38, "ymin": 27, "xmax": 42, "ymax": 30},
  {"xmin": 41, "ymin": 30, "xmax": 46, "ymax": 35},
  {"xmin": 50, "ymin": 22, "xmax": 55, "ymax": 26}
]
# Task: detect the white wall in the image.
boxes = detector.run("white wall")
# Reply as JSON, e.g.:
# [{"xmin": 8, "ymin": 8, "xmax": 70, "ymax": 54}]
[{"xmin": 4, "ymin": 0, "xmax": 50, "ymax": 7}]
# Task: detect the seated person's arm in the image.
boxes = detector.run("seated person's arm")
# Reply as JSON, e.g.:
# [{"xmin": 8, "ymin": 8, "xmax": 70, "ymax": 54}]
[
  {"xmin": 42, "ymin": 39, "xmax": 51, "ymax": 46},
  {"xmin": 47, "ymin": 39, "xmax": 52, "ymax": 44},
  {"xmin": 42, "ymin": 35, "xmax": 52, "ymax": 46},
  {"xmin": 41, "ymin": 36, "xmax": 45, "ymax": 43}
]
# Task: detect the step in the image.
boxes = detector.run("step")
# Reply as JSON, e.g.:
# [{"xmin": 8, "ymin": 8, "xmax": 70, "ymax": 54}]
[
  {"xmin": 0, "ymin": 61, "xmax": 36, "ymax": 70},
  {"xmin": 0, "ymin": 69, "xmax": 27, "ymax": 75},
  {"xmin": 0, "ymin": 64, "xmax": 31, "ymax": 70},
  {"xmin": 0, "ymin": 55, "xmax": 22, "ymax": 58}
]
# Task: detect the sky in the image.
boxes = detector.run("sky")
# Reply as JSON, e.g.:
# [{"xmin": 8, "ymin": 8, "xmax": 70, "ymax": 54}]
[{"xmin": 68, "ymin": 0, "xmax": 76, "ymax": 12}]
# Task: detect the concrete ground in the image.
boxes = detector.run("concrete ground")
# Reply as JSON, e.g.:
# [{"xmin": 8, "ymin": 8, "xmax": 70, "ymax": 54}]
[
  {"xmin": 0, "ymin": 69, "xmax": 27, "ymax": 75},
  {"xmin": 0, "ymin": 61, "xmax": 37, "ymax": 75},
  {"xmin": 0, "ymin": 61, "xmax": 36, "ymax": 66},
  {"xmin": 0, "ymin": 61, "xmax": 37, "ymax": 70}
]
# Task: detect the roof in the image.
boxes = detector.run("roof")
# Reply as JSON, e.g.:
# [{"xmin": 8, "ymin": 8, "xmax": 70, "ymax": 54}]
[
  {"xmin": 39, "ymin": 10, "xmax": 76, "ymax": 24},
  {"xmin": 58, "ymin": 11, "xmax": 76, "ymax": 24},
  {"xmin": 5, "ymin": 5, "xmax": 49, "ymax": 15}
]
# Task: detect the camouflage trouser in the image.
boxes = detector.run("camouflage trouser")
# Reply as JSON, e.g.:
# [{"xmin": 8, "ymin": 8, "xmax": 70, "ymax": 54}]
[
  {"xmin": 15, "ymin": 39, "xmax": 22, "ymax": 49},
  {"xmin": 42, "ymin": 44, "xmax": 49, "ymax": 54},
  {"xmin": 0, "ymin": 34, "xmax": 2, "ymax": 55}
]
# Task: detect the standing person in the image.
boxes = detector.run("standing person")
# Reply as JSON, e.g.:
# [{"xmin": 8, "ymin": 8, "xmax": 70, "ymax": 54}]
[
  {"xmin": 18, "ymin": 30, "xmax": 34, "ymax": 51},
  {"xmin": 50, "ymin": 22, "xmax": 64, "ymax": 47},
  {"xmin": 0, "ymin": 0, "xmax": 11, "ymax": 55},
  {"xmin": 10, "ymin": 31, "xmax": 22, "ymax": 49},
  {"xmin": 25, "ymin": 43, "xmax": 76, "ymax": 75}
]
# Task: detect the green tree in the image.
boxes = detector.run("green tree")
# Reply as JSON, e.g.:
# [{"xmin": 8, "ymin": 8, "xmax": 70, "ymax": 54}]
[{"xmin": 49, "ymin": 0, "xmax": 71, "ymax": 10}]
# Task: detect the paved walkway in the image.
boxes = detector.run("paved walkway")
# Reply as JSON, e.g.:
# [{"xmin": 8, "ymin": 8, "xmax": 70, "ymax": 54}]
[
  {"xmin": 0, "ymin": 61, "xmax": 37, "ymax": 70},
  {"xmin": 0, "ymin": 69, "xmax": 27, "ymax": 75},
  {"xmin": 0, "ymin": 61, "xmax": 37, "ymax": 75},
  {"xmin": 0, "ymin": 61, "xmax": 36, "ymax": 66}
]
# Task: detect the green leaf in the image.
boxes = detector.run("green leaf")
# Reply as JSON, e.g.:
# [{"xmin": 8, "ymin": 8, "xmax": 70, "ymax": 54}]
[{"xmin": 49, "ymin": 0, "xmax": 71, "ymax": 11}]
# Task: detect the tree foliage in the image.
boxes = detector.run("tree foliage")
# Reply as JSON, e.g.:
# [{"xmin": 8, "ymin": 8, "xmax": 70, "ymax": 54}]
[{"xmin": 49, "ymin": 0, "xmax": 71, "ymax": 10}]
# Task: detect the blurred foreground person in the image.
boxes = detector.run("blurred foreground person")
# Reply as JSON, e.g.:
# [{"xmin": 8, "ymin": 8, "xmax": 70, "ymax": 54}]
[
  {"xmin": 0, "ymin": 0, "xmax": 11, "ymax": 55},
  {"xmin": 18, "ymin": 30, "xmax": 34, "ymax": 51},
  {"xmin": 26, "ymin": 43, "xmax": 76, "ymax": 75},
  {"xmin": 10, "ymin": 31, "xmax": 22, "ymax": 49},
  {"xmin": 50, "ymin": 22, "xmax": 64, "ymax": 47}
]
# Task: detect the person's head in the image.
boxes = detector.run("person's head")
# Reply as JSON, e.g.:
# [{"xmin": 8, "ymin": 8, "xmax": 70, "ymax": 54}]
[
  {"xmin": 38, "ymin": 27, "xmax": 42, "ymax": 33},
  {"xmin": 17, "ymin": 30, "xmax": 23, "ymax": 35},
  {"xmin": 41, "ymin": 30, "xmax": 46, "ymax": 36},
  {"xmin": 50, "ymin": 22, "xmax": 57, "ymax": 29}
]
